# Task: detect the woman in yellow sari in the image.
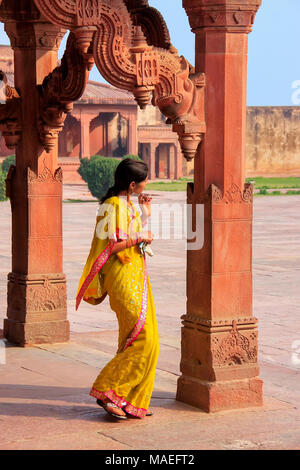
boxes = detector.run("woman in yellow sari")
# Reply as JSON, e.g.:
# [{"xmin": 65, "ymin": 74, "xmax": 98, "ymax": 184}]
[{"xmin": 76, "ymin": 158, "xmax": 159, "ymax": 420}]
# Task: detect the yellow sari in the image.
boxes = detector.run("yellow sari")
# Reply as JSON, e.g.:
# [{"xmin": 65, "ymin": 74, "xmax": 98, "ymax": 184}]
[{"xmin": 76, "ymin": 196, "xmax": 159, "ymax": 418}]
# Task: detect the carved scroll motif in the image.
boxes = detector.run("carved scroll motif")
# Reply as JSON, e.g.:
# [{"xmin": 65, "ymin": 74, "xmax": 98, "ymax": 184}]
[
  {"xmin": 27, "ymin": 278, "xmax": 67, "ymax": 312},
  {"xmin": 205, "ymin": 183, "xmax": 254, "ymax": 204},
  {"xmin": 187, "ymin": 182, "xmax": 254, "ymax": 205},
  {"xmin": 33, "ymin": 0, "xmax": 206, "ymax": 160},
  {"xmin": 124, "ymin": 0, "xmax": 172, "ymax": 50},
  {"xmin": 38, "ymin": 32, "xmax": 92, "ymax": 152},
  {"xmin": 7, "ymin": 273, "xmax": 67, "ymax": 313},
  {"xmin": 28, "ymin": 160, "xmax": 63, "ymax": 184},
  {"xmin": 0, "ymin": 71, "xmax": 21, "ymax": 149}
]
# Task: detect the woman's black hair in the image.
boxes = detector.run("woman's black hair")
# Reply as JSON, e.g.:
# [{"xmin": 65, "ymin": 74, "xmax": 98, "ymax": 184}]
[{"xmin": 99, "ymin": 158, "xmax": 149, "ymax": 204}]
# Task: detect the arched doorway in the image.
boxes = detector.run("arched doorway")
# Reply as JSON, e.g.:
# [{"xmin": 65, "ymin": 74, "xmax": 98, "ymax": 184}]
[{"xmin": 59, "ymin": 114, "xmax": 80, "ymax": 157}]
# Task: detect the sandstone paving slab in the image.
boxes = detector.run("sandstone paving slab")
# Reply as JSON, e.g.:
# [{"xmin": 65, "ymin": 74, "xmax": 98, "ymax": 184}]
[
  {"xmin": 0, "ymin": 380, "xmax": 295, "ymax": 450},
  {"xmin": 69, "ymin": 330, "xmax": 181, "ymax": 376},
  {"xmin": 0, "ymin": 346, "xmax": 177, "ymax": 449},
  {"xmin": 0, "ymin": 432, "xmax": 131, "ymax": 451},
  {"xmin": 1, "ymin": 334, "xmax": 298, "ymax": 429},
  {"xmin": 1, "ymin": 193, "xmax": 300, "ymax": 449},
  {"xmin": 259, "ymin": 361, "xmax": 300, "ymax": 408},
  {"xmin": 0, "ymin": 338, "xmax": 299, "ymax": 449},
  {"xmin": 2, "ymin": 193, "xmax": 300, "ymax": 371},
  {"xmin": 93, "ymin": 399, "xmax": 298, "ymax": 450}
]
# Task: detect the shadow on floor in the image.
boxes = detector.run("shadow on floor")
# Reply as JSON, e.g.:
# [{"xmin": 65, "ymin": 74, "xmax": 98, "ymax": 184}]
[{"xmin": 0, "ymin": 384, "xmax": 182, "ymax": 421}]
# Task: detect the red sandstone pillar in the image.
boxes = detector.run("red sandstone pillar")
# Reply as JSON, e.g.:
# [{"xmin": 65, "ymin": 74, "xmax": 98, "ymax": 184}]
[
  {"xmin": 127, "ymin": 112, "xmax": 138, "ymax": 155},
  {"xmin": 2, "ymin": 17, "xmax": 69, "ymax": 345},
  {"xmin": 176, "ymin": 0, "xmax": 263, "ymax": 412},
  {"xmin": 140, "ymin": 143, "xmax": 147, "ymax": 166},
  {"xmin": 169, "ymin": 144, "xmax": 175, "ymax": 179},
  {"xmin": 104, "ymin": 119, "xmax": 108, "ymax": 156},
  {"xmin": 175, "ymin": 144, "xmax": 183, "ymax": 179},
  {"xmin": 149, "ymin": 143, "xmax": 157, "ymax": 180},
  {"xmin": 80, "ymin": 113, "xmax": 91, "ymax": 159},
  {"xmin": 158, "ymin": 146, "xmax": 165, "ymax": 178},
  {"xmin": 107, "ymin": 115, "xmax": 114, "ymax": 157}
]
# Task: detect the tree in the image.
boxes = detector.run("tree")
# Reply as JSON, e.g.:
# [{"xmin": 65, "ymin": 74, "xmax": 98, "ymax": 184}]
[{"xmin": 77, "ymin": 156, "xmax": 120, "ymax": 200}]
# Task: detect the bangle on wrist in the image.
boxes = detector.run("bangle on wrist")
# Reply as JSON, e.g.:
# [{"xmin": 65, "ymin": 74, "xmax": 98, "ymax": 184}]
[{"xmin": 126, "ymin": 233, "xmax": 143, "ymax": 248}]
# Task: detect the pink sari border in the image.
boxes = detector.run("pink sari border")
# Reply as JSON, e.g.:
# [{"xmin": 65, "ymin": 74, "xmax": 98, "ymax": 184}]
[
  {"xmin": 121, "ymin": 253, "xmax": 148, "ymax": 351},
  {"xmin": 76, "ymin": 236, "xmax": 118, "ymax": 310},
  {"xmin": 89, "ymin": 387, "xmax": 148, "ymax": 418},
  {"xmin": 76, "ymin": 228, "xmax": 144, "ymax": 311}
]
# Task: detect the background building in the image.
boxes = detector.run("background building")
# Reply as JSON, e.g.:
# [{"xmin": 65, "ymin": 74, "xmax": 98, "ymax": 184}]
[{"xmin": 1, "ymin": 45, "xmax": 300, "ymax": 181}]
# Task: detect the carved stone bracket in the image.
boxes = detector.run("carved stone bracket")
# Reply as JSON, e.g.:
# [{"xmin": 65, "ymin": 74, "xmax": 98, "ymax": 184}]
[
  {"xmin": 33, "ymin": 0, "xmax": 206, "ymax": 161},
  {"xmin": 0, "ymin": 0, "xmax": 41, "ymax": 24},
  {"xmin": 124, "ymin": 0, "xmax": 172, "ymax": 50},
  {"xmin": 0, "ymin": 3, "xmax": 93, "ymax": 153},
  {"xmin": 0, "ymin": 70, "xmax": 22, "ymax": 149},
  {"xmin": 38, "ymin": 32, "xmax": 92, "ymax": 152}
]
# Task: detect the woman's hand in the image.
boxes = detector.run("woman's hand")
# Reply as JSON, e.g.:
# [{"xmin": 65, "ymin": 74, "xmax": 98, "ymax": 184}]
[
  {"xmin": 138, "ymin": 193, "xmax": 152, "ymax": 218},
  {"xmin": 142, "ymin": 231, "xmax": 154, "ymax": 244}
]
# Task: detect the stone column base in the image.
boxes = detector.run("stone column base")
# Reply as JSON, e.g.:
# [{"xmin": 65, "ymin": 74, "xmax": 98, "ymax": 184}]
[
  {"xmin": 3, "ymin": 318, "xmax": 70, "ymax": 347},
  {"xmin": 4, "ymin": 273, "xmax": 69, "ymax": 347},
  {"xmin": 176, "ymin": 376, "xmax": 263, "ymax": 413}
]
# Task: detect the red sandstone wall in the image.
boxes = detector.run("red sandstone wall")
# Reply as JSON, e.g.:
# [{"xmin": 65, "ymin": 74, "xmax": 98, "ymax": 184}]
[{"xmin": 246, "ymin": 107, "xmax": 300, "ymax": 176}]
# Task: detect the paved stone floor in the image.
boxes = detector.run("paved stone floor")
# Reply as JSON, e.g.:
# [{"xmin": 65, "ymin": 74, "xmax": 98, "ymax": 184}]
[{"xmin": 0, "ymin": 188, "xmax": 299, "ymax": 450}]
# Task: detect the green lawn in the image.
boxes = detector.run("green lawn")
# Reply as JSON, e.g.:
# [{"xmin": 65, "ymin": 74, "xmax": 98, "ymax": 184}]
[
  {"xmin": 146, "ymin": 177, "xmax": 300, "ymax": 192},
  {"xmin": 146, "ymin": 181, "xmax": 190, "ymax": 191},
  {"xmin": 245, "ymin": 176, "xmax": 300, "ymax": 189},
  {"xmin": 58, "ymin": 177, "xmax": 300, "ymax": 203},
  {"xmin": 63, "ymin": 199, "xmax": 98, "ymax": 203}
]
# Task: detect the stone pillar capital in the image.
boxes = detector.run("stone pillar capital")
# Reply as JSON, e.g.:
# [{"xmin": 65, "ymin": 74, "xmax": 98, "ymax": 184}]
[
  {"xmin": 183, "ymin": 0, "xmax": 262, "ymax": 33},
  {"xmin": 4, "ymin": 21, "xmax": 66, "ymax": 51}
]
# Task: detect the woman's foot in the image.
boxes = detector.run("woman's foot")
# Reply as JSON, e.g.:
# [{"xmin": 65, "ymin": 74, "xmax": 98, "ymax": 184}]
[
  {"xmin": 123, "ymin": 408, "xmax": 154, "ymax": 417},
  {"xmin": 97, "ymin": 398, "xmax": 127, "ymax": 420}
]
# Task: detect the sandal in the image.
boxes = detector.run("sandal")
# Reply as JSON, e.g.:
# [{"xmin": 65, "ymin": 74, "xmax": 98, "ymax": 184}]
[
  {"xmin": 124, "ymin": 409, "xmax": 154, "ymax": 417},
  {"xmin": 96, "ymin": 399, "xmax": 127, "ymax": 420}
]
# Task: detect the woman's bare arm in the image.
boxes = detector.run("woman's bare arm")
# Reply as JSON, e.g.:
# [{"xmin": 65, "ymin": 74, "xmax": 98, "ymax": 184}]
[{"xmin": 141, "ymin": 213, "xmax": 148, "ymax": 227}]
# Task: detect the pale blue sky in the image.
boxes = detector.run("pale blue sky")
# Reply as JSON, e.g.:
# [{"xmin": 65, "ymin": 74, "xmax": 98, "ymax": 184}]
[{"xmin": 0, "ymin": 0, "xmax": 299, "ymax": 106}]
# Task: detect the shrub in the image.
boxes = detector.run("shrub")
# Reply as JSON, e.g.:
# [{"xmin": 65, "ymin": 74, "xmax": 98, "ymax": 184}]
[
  {"xmin": 2, "ymin": 155, "xmax": 16, "ymax": 173},
  {"xmin": 77, "ymin": 157, "xmax": 90, "ymax": 183},
  {"xmin": 0, "ymin": 167, "xmax": 7, "ymax": 201},
  {"xmin": 259, "ymin": 186, "xmax": 268, "ymax": 195},
  {"xmin": 77, "ymin": 155, "xmax": 120, "ymax": 201},
  {"xmin": 286, "ymin": 190, "xmax": 300, "ymax": 195},
  {"xmin": 122, "ymin": 154, "xmax": 142, "ymax": 161}
]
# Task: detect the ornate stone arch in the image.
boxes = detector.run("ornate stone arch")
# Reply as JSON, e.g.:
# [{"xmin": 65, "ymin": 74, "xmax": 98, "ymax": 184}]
[{"xmin": 32, "ymin": 0, "xmax": 206, "ymax": 160}]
